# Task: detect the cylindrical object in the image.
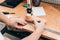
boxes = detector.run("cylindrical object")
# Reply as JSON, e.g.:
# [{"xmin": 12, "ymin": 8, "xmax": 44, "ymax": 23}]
[
  {"xmin": 27, "ymin": 0, "xmax": 32, "ymax": 14},
  {"xmin": 32, "ymin": 0, "xmax": 41, "ymax": 7},
  {"xmin": 42, "ymin": 0, "xmax": 60, "ymax": 5},
  {"xmin": 27, "ymin": 7, "xmax": 32, "ymax": 14}
]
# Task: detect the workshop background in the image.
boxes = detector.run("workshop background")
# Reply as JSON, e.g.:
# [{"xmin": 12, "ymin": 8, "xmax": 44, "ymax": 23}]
[{"xmin": 0, "ymin": 0, "xmax": 60, "ymax": 40}]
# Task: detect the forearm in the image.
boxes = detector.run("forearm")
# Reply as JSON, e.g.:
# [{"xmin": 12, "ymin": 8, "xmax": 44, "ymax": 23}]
[
  {"xmin": 0, "ymin": 12, "xmax": 10, "ymax": 25},
  {"xmin": 4, "ymin": 37, "xmax": 11, "ymax": 40},
  {"xmin": 22, "ymin": 28, "xmax": 44, "ymax": 40}
]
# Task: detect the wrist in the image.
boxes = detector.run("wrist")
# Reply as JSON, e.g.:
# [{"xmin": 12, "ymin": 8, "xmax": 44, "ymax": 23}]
[
  {"xmin": 36, "ymin": 27, "xmax": 44, "ymax": 31},
  {"xmin": 5, "ymin": 19, "xmax": 11, "ymax": 25}
]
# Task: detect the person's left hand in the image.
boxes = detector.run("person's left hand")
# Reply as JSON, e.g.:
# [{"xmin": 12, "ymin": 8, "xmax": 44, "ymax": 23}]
[
  {"xmin": 26, "ymin": 15, "xmax": 40, "ymax": 22},
  {"xmin": 6, "ymin": 17, "xmax": 27, "ymax": 29}
]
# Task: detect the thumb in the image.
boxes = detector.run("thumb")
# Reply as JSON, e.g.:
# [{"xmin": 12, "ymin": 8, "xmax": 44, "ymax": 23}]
[{"xmin": 34, "ymin": 19, "xmax": 38, "ymax": 25}]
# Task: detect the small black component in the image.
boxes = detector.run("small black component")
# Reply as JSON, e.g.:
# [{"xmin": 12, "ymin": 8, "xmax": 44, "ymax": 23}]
[
  {"xmin": 3, "ymin": 12, "xmax": 9, "ymax": 14},
  {"xmin": 27, "ymin": 8, "xmax": 32, "ymax": 14},
  {"xmin": 3, "ymin": 12, "xmax": 15, "ymax": 14}
]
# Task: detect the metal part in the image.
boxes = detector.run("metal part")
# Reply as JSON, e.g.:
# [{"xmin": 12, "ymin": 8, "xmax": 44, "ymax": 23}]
[
  {"xmin": 27, "ymin": 0, "xmax": 32, "ymax": 14},
  {"xmin": 44, "ymin": 28, "xmax": 60, "ymax": 35}
]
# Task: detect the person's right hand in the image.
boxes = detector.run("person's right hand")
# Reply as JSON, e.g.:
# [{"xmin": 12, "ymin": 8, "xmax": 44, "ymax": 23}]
[
  {"xmin": 26, "ymin": 14, "xmax": 45, "ymax": 29},
  {"xmin": 34, "ymin": 19, "xmax": 45, "ymax": 29},
  {"xmin": 31, "ymin": 15, "xmax": 45, "ymax": 30}
]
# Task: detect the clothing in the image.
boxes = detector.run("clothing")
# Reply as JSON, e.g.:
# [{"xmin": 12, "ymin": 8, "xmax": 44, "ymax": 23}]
[{"xmin": 0, "ymin": 32, "xmax": 4, "ymax": 40}]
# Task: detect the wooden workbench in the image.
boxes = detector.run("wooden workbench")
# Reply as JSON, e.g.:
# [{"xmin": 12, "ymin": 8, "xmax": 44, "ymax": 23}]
[{"xmin": 0, "ymin": 1, "xmax": 60, "ymax": 40}]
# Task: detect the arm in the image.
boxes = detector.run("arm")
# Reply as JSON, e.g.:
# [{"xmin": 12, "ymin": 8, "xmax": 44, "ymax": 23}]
[
  {"xmin": 0, "ymin": 12, "xmax": 27, "ymax": 29},
  {"xmin": 0, "ymin": 12, "xmax": 11, "ymax": 25},
  {"xmin": 22, "ymin": 18, "xmax": 45, "ymax": 40},
  {"xmin": 4, "ymin": 37, "xmax": 11, "ymax": 40},
  {"xmin": 22, "ymin": 27, "xmax": 44, "ymax": 40}
]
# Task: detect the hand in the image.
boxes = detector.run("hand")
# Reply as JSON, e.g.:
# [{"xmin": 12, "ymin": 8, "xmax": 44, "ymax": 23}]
[
  {"xmin": 6, "ymin": 17, "xmax": 27, "ymax": 29},
  {"xmin": 26, "ymin": 16, "xmax": 33, "ymax": 22},
  {"xmin": 34, "ymin": 19, "xmax": 45, "ymax": 29},
  {"xmin": 31, "ymin": 15, "xmax": 45, "ymax": 30},
  {"xmin": 26, "ymin": 15, "xmax": 40, "ymax": 22}
]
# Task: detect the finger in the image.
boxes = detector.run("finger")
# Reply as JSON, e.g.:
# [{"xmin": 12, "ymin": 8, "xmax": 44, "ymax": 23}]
[
  {"xmin": 22, "ymin": 20, "xmax": 27, "ymax": 24},
  {"xmin": 21, "ymin": 20, "xmax": 27, "ymax": 25},
  {"xmin": 34, "ymin": 20, "xmax": 38, "ymax": 25},
  {"xmin": 18, "ymin": 26, "xmax": 23, "ymax": 30},
  {"xmin": 17, "ymin": 22, "xmax": 25, "ymax": 26},
  {"xmin": 17, "ymin": 20, "xmax": 23, "ymax": 25},
  {"xmin": 16, "ymin": 26, "xmax": 23, "ymax": 30},
  {"xmin": 32, "ymin": 16, "xmax": 41, "ymax": 21},
  {"xmin": 38, "ymin": 19, "xmax": 45, "ymax": 26}
]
